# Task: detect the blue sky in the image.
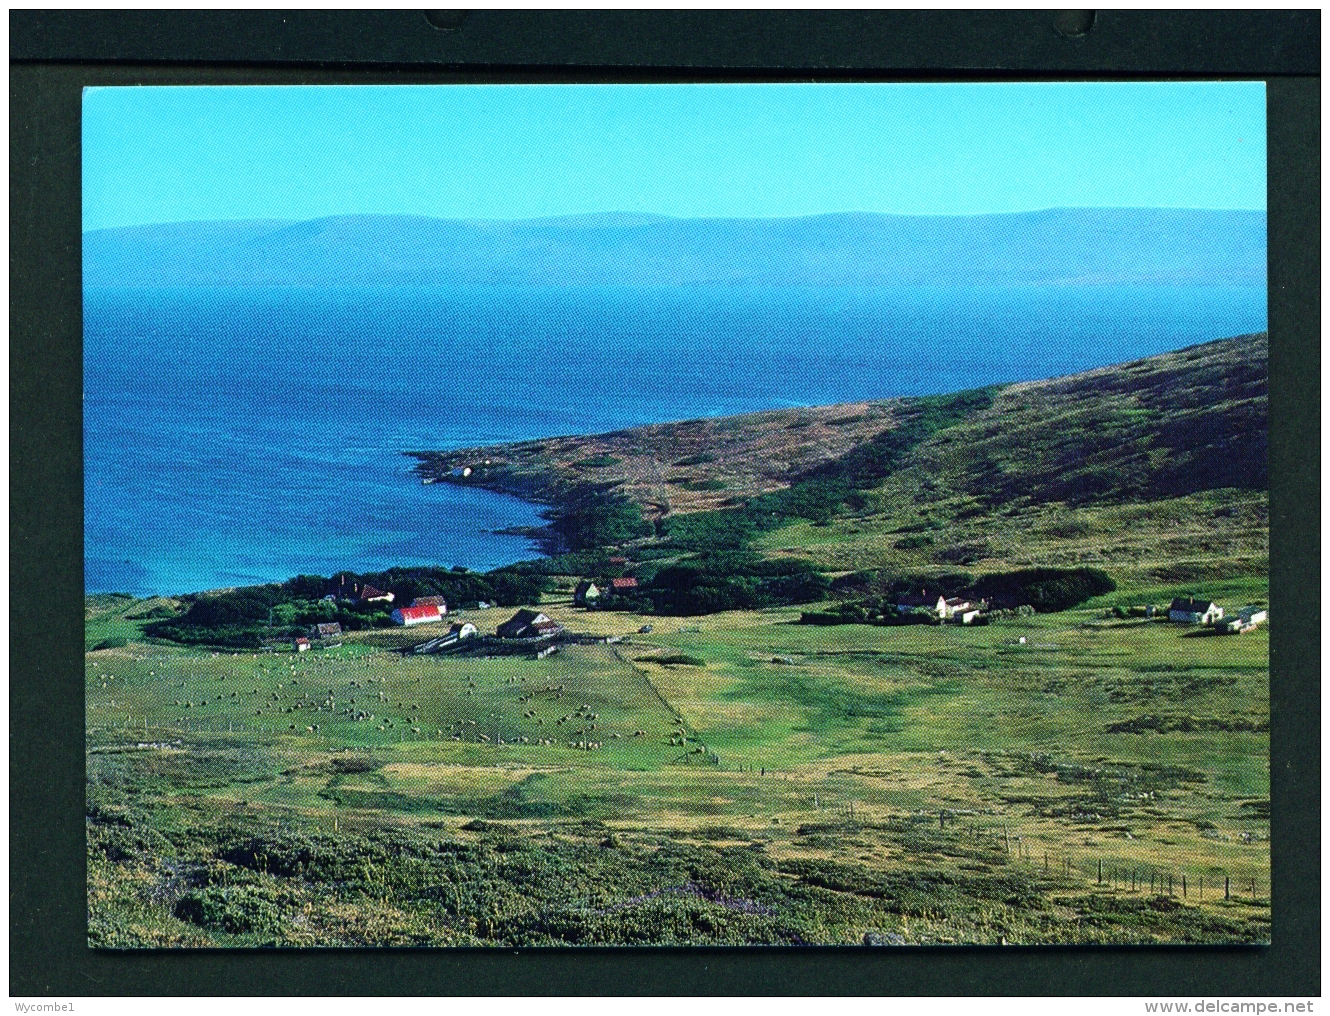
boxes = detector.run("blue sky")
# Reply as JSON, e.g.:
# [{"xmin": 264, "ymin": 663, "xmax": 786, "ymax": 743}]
[{"xmin": 82, "ymin": 82, "xmax": 1266, "ymax": 231}]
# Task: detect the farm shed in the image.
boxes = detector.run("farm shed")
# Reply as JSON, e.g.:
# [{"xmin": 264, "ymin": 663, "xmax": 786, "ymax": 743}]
[
  {"xmin": 1239, "ymin": 606, "xmax": 1268, "ymax": 627},
  {"xmin": 392, "ymin": 604, "xmax": 444, "ymax": 627},
  {"xmin": 1169, "ymin": 598, "xmax": 1224, "ymax": 625},
  {"xmin": 573, "ymin": 580, "xmax": 601, "ymax": 606},
  {"xmin": 496, "ymin": 609, "xmax": 563, "ymax": 640}
]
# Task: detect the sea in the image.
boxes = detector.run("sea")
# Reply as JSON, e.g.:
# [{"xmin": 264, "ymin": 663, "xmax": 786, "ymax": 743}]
[{"xmin": 84, "ymin": 284, "xmax": 1267, "ymax": 597}]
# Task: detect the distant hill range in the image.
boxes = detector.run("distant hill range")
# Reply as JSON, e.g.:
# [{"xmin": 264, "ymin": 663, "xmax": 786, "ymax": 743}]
[{"xmin": 84, "ymin": 208, "xmax": 1266, "ymax": 289}]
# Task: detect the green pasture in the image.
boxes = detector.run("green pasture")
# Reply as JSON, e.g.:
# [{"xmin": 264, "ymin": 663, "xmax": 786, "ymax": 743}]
[
  {"xmin": 754, "ymin": 488, "xmax": 1268, "ymax": 585},
  {"xmin": 87, "ymin": 589, "xmax": 1269, "ymax": 946}
]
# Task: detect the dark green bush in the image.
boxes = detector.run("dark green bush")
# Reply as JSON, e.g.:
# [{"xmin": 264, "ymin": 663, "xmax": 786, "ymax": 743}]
[
  {"xmin": 893, "ymin": 535, "xmax": 935, "ymax": 550},
  {"xmin": 643, "ymin": 653, "xmax": 706, "ymax": 667},
  {"xmin": 640, "ymin": 553, "xmax": 829, "ymax": 616},
  {"xmin": 971, "ymin": 568, "xmax": 1116, "ymax": 612},
  {"xmin": 572, "ymin": 454, "xmax": 621, "ymax": 469},
  {"xmin": 174, "ymin": 885, "xmax": 290, "ymax": 935}
]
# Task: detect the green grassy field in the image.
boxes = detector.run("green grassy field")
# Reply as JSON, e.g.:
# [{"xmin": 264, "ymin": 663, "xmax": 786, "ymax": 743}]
[{"xmin": 87, "ymin": 582, "xmax": 1269, "ymax": 947}]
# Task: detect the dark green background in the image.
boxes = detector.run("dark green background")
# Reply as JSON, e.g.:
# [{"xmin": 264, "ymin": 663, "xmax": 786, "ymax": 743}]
[{"xmin": 10, "ymin": 10, "xmax": 1320, "ymax": 995}]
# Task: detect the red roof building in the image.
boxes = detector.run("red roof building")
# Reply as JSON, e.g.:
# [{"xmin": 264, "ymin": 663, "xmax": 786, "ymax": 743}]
[
  {"xmin": 360, "ymin": 584, "xmax": 395, "ymax": 603},
  {"xmin": 411, "ymin": 595, "xmax": 447, "ymax": 611},
  {"xmin": 392, "ymin": 604, "xmax": 443, "ymax": 626},
  {"xmin": 607, "ymin": 577, "xmax": 639, "ymax": 592}
]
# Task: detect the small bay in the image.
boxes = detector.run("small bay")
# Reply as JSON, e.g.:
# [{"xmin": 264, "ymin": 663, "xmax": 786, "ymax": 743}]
[{"xmin": 84, "ymin": 283, "xmax": 1267, "ymax": 596}]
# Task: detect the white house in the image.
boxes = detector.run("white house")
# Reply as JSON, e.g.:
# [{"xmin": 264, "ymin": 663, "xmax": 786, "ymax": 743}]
[
  {"xmin": 1168, "ymin": 598, "xmax": 1224, "ymax": 625},
  {"xmin": 940, "ymin": 597, "xmax": 972, "ymax": 620}
]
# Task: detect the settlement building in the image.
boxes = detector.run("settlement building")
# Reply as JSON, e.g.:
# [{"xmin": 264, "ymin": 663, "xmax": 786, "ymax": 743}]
[
  {"xmin": 392, "ymin": 604, "xmax": 444, "ymax": 627},
  {"xmin": 573, "ymin": 581, "xmax": 601, "ymax": 606},
  {"xmin": 1238, "ymin": 606, "xmax": 1268, "ymax": 628},
  {"xmin": 1168, "ymin": 598, "xmax": 1224, "ymax": 625},
  {"xmin": 605, "ymin": 577, "xmax": 639, "ymax": 596},
  {"xmin": 360, "ymin": 584, "xmax": 395, "ymax": 604},
  {"xmin": 411, "ymin": 621, "xmax": 479, "ymax": 655},
  {"xmin": 292, "ymin": 637, "xmax": 311, "ymax": 652},
  {"xmin": 411, "ymin": 595, "xmax": 447, "ymax": 613},
  {"xmin": 496, "ymin": 609, "xmax": 563, "ymax": 640},
  {"xmin": 449, "ymin": 621, "xmax": 478, "ymax": 640},
  {"xmin": 940, "ymin": 597, "xmax": 973, "ymax": 620}
]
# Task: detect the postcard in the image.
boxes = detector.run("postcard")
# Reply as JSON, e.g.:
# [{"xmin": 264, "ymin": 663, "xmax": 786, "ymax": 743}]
[{"xmin": 83, "ymin": 82, "xmax": 1268, "ymax": 946}]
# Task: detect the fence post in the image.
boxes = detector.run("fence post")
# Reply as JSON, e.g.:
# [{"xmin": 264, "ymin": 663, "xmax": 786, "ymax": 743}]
[
  {"xmin": 1225, "ymin": 876, "xmax": 1230, "ymax": 900},
  {"xmin": 1182, "ymin": 874, "xmax": 1186, "ymax": 898},
  {"xmin": 1098, "ymin": 859, "xmax": 1102, "ymax": 885}
]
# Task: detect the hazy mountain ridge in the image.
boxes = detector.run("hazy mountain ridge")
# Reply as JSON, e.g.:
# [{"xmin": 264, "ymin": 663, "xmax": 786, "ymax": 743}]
[{"xmin": 85, "ymin": 208, "xmax": 1267, "ymax": 288}]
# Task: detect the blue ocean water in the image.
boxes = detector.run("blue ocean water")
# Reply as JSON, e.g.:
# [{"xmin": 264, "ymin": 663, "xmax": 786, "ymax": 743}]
[{"xmin": 84, "ymin": 284, "xmax": 1267, "ymax": 597}]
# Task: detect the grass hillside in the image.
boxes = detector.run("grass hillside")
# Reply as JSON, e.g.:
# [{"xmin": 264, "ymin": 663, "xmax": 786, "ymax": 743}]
[
  {"xmin": 897, "ymin": 333, "xmax": 1267, "ymax": 512},
  {"xmin": 412, "ymin": 396, "xmax": 929, "ymax": 520},
  {"xmin": 415, "ymin": 334, "xmax": 1267, "ymax": 582}
]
